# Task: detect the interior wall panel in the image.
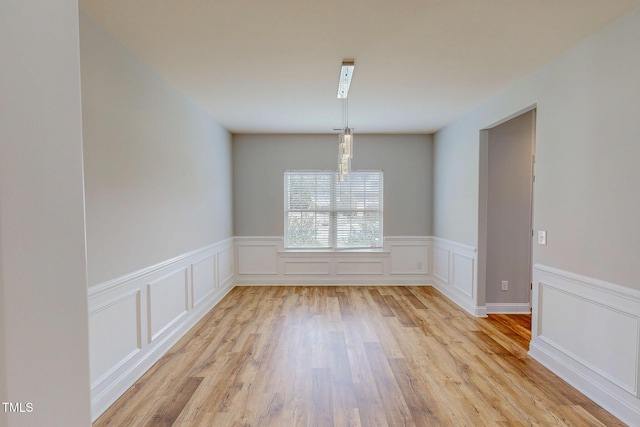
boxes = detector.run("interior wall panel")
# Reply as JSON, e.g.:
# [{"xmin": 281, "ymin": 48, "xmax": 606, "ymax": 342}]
[
  {"xmin": 89, "ymin": 291, "xmax": 141, "ymax": 385},
  {"xmin": 89, "ymin": 240, "xmax": 234, "ymax": 421},
  {"xmin": 235, "ymin": 237, "xmax": 429, "ymax": 285},
  {"xmin": 530, "ymin": 264, "xmax": 640, "ymax": 425},
  {"xmin": 191, "ymin": 256, "xmax": 216, "ymax": 307},
  {"xmin": 147, "ymin": 268, "xmax": 189, "ymax": 342},
  {"xmin": 452, "ymin": 253, "xmax": 474, "ymax": 298}
]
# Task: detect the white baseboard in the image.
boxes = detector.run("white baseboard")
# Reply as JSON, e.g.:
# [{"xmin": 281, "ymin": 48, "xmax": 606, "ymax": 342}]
[
  {"xmin": 529, "ymin": 264, "xmax": 640, "ymax": 426},
  {"xmin": 430, "ymin": 281, "xmax": 487, "ymax": 317},
  {"xmin": 429, "ymin": 237, "xmax": 485, "ymax": 317},
  {"xmin": 88, "ymin": 239, "xmax": 234, "ymax": 421},
  {"xmin": 485, "ymin": 302, "xmax": 530, "ymax": 314}
]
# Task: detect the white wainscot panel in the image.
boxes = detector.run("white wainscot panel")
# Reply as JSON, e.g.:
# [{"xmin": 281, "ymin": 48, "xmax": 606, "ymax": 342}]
[
  {"xmin": 191, "ymin": 256, "xmax": 216, "ymax": 307},
  {"xmin": 390, "ymin": 245, "xmax": 429, "ymax": 275},
  {"xmin": 89, "ymin": 241, "xmax": 235, "ymax": 422},
  {"xmin": 147, "ymin": 268, "xmax": 188, "ymax": 342},
  {"xmin": 218, "ymin": 246, "xmax": 234, "ymax": 285},
  {"xmin": 284, "ymin": 261, "xmax": 331, "ymax": 275},
  {"xmin": 337, "ymin": 261, "xmax": 384, "ymax": 275},
  {"xmin": 539, "ymin": 283, "xmax": 639, "ymax": 395},
  {"xmin": 433, "ymin": 247, "xmax": 450, "ymax": 283},
  {"xmin": 89, "ymin": 291, "xmax": 141, "ymax": 385},
  {"xmin": 237, "ymin": 245, "xmax": 278, "ymax": 275},
  {"xmin": 452, "ymin": 253, "xmax": 474, "ymax": 298}
]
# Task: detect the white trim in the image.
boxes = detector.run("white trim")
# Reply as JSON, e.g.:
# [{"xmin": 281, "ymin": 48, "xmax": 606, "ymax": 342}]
[
  {"xmin": 146, "ymin": 267, "xmax": 189, "ymax": 343},
  {"xmin": 89, "ymin": 237, "xmax": 640, "ymax": 427},
  {"xmin": 191, "ymin": 255, "xmax": 217, "ymax": 308},
  {"xmin": 529, "ymin": 340, "xmax": 640, "ymax": 427},
  {"xmin": 430, "ymin": 281, "xmax": 487, "ymax": 317},
  {"xmin": 452, "ymin": 252, "xmax": 474, "ymax": 298},
  {"xmin": 384, "ymin": 236, "xmax": 434, "ymax": 242},
  {"xmin": 88, "ymin": 291, "xmax": 142, "ymax": 389},
  {"xmin": 234, "ymin": 236, "xmax": 430, "ymax": 285},
  {"xmin": 529, "ymin": 264, "xmax": 640, "ymax": 426},
  {"xmin": 236, "ymin": 281, "xmax": 429, "ymax": 286},
  {"xmin": 534, "ymin": 264, "xmax": 640, "ymax": 302},
  {"xmin": 89, "ymin": 240, "xmax": 234, "ymax": 421},
  {"xmin": 429, "ymin": 236, "xmax": 476, "ymax": 253},
  {"xmin": 89, "ymin": 237, "xmax": 234, "ymax": 297},
  {"xmin": 429, "ymin": 237, "xmax": 484, "ymax": 317},
  {"xmin": 432, "ymin": 246, "xmax": 450, "ymax": 284},
  {"xmin": 485, "ymin": 302, "xmax": 531, "ymax": 314}
]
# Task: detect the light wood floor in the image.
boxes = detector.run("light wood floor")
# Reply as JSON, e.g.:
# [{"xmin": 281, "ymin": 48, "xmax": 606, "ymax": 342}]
[{"xmin": 94, "ymin": 286, "xmax": 624, "ymax": 426}]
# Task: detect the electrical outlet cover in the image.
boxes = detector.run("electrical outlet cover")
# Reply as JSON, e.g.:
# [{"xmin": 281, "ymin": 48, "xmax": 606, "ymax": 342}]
[{"xmin": 538, "ymin": 230, "xmax": 547, "ymax": 245}]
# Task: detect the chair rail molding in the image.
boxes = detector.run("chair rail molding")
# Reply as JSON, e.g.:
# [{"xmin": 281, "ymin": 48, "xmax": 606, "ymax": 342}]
[
  {"xmin": 429, "ymin": 237, "xmax": 484, "ymax": 317},
  {"xmin": 529, "ymin": 264, "xmax": 640, "ymax": 426},
  {"xmin": 88, "ymin": 238, "xmax": 234, "ymax": 421}
]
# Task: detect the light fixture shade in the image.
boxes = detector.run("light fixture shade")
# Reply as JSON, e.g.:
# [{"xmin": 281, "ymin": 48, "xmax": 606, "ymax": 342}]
[
  {"xmin": 339, "ymin": 129, "xmax": 353, "ymax": 159},
  {"xmin": 338, "ymin": 127, "xmax": 353, "ymax": 181},
  {"xmin": 338, "ymin": 152, "xmax": 351, "ymax": 181}
]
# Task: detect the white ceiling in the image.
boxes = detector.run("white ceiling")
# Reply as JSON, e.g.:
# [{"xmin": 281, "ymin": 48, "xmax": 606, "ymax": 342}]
[{"xmin": 79, "ymin": 0, "xmax": 640, "ymax": 134}]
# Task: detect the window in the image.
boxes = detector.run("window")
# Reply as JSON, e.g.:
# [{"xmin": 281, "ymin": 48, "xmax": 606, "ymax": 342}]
[{"xmin": 284, "ymin": 170, "xmax": 383, "ymax": 249}]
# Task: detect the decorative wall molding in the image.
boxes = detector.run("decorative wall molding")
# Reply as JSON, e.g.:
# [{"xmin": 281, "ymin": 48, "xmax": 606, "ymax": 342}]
[
  {"xmin": 88, "ymin": 238, "xmax": 234, "ymax": 421},
  {"xmin": 191, "ymin": 255, "xmax": 216, "ymax": 308},
  {"xmin": 429, "ymin": 237, "xmax": 484, "ymax": 317},
  {"xmin": 147, "ymin": 268, "xmax": 189, "ymax": 343},
  {"xmin": 89, "ymin": 235, "xmax": 640, "ymax": 426},
  {"xmin": 452, "ymin": 252, "xmax": 474, "ymax": 298},
  {"xmin": 529, "ymin": 264, "xmax": 640, "ymax": 426},
  {"xmin": 433, "ymin": 246, "xmax": 450, "ymax": 283},
  {"xmin": 234, "ymin": 236, "xmax": 430, "ymax": 285},
  {"xmin": 385, "ymin": 237, "xmax": 430, "ymax": 276}
]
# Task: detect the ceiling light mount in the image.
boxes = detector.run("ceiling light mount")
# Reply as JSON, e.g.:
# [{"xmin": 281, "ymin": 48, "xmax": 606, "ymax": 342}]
[{"xmin": 337, "ymin": 60, "xmax": 355, "ymax": 99}]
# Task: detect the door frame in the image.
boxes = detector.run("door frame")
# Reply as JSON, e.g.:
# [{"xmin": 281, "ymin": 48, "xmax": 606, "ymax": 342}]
[{"xmin": 477, "ymin": 105, "xmax": 537, "ymax": 317}]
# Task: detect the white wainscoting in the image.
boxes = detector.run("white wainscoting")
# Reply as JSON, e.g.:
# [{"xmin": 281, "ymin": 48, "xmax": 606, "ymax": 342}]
[
  {"xmin": 147, "ymin": 268, "xmax": 189, "ymax": 342},
  {"xmin": 429, "ymin": 237, "xmax": 484, "ymax": 317},
  {"xmin": 88, "ymin": 238, "xmax": 234, "ymax": 421},
  {"xmin": 529, "ymin": 264, "xmax": 640, "ymax": 426},
  {"xmin": 234, "ymin": 236, "xmax": 430, "ymax": 285}
]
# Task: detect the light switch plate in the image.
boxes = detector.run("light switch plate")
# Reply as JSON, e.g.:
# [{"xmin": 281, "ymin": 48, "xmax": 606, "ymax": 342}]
[{"xmin": 538, "ymin": 230, "xmax": 547, "ymax": 245}]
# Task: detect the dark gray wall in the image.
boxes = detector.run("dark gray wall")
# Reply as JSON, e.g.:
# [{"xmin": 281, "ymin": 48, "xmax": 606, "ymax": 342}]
[
  {"xmin": 485, "ymin": 111, "xmax": 535, "ymax": 304},
  {"xmin": 233, "ymin": 134, "xmax": 433, "ymax": 237}
]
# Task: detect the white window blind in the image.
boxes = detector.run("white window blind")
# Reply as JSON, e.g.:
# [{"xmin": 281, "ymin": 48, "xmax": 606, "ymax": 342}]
[{"xmin": 284, "ymin": 170, "xmax": 383, "ymax": 249}]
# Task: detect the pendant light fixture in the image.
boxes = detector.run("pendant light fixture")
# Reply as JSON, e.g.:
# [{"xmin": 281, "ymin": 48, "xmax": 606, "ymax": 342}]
[{"xmin": 337, "ymin": 60, "xmax": 355, "ymax": 181}]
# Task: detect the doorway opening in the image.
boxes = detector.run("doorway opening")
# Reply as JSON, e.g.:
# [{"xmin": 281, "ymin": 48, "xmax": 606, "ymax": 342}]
[{"xmin": 478, "ymin": 108, "xmax": 536, "ymax": 329}]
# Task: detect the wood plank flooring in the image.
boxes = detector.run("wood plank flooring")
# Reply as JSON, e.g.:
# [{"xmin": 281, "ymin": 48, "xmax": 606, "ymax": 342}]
[{"xmin": 93, "ymin": 286, "xmax": 624, "ymax": 426}]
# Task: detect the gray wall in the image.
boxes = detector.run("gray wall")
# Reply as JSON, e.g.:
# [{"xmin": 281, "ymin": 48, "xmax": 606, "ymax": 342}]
[
  {"xmin": 233, "ymin": 134, "xmax": 433, "ymax": 237},
  {"xmin": 0, "ymin": 243, "xmax": 4, "ymax": 427},
  {"xmin": 1, "ymin": 1, "xmax": 92, "ymax": 425},
  {"xmin": 434, "ymin": 7, "xmax": 640, "ymax": 290},
  {"xmin": 485, "ymin": 111, "xmax": 535, "ymax": 304},
  {"xmin": 80, "ymin": 13, "xmax": 234, "ymax": 286}
]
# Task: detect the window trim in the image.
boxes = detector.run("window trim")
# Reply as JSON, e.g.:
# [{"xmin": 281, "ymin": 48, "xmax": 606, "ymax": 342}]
[{"xmin": 284, "ymin": 170, "xmax": 383, "ymax": 250}]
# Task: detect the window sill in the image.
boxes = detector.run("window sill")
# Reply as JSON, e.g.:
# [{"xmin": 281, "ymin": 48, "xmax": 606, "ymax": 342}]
[{"xmin": 279, "ymin": 248, "xmax": 388, "ymax": 254}]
